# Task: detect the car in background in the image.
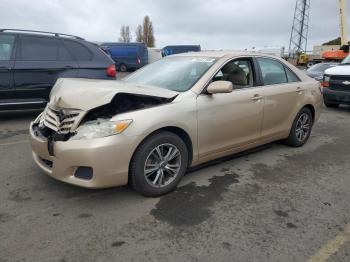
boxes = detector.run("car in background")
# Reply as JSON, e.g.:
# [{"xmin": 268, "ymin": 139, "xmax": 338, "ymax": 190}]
[
  {"xmin": 0, "ymin": 29, "xmax": 116, "ymax": 111},
  {"xmin": 322, "ymin": 55, "xmax": 350, "ymax": 107},
  {"xmin": 161, "ymin": 45, "xmax": 201, "ymax": 57},
  {"xmin": 30, "ymin": 52, "xmax": 322, "ymax": 196},
  {"xmin": 306, "ymin": 62, "xmax": 338, "ymax": 81},
  {"xmin": 100, "ymin": 42, "xmax": 148, "ymax": 72}
]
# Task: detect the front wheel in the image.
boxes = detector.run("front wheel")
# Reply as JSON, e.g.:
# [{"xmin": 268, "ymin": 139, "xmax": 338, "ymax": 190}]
[
  {"xmin": 284, "ymin": 107, "xmax": 313, "ymax": 147},
  {"xmin": 130, "ymin": 131, "xmax": 189, "ymax": 197}
]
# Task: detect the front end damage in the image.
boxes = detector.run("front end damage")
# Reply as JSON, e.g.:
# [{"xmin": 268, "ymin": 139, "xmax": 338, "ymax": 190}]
[{"xmin": 30, "ymin": 81, "xmax": 178, "ymax": 188}]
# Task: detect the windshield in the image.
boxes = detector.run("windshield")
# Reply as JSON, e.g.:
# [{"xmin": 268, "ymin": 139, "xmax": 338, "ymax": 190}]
[
  {"xmin": 124, "ymin": 56, "xmax": 216, "ymax": 92},
  {"xmin": 307, "ymin": 63, "xmax": 333, "ymax": 73},
  {"xmin": 342, "ymin": 55, "xmax": 350, "ymax": 64}
]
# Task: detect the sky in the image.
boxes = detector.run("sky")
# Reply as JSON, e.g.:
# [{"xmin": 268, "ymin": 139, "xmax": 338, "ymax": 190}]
[{"xmin": 0, "ymin": 0, "xmax": 348, "ymax": 51}]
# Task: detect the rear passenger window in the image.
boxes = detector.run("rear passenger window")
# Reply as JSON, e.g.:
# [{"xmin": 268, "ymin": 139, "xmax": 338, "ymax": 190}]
[
  {"xmin": 257, "ymin": 58, "xmax": 287, "ymax": 85},
  {"xmin": 19, "ymin": 36, "xmax": 58, "ymax": 61},
  {"xmin": 285, "ymin": 67, "xmax": 300, "ymax": 82},
  {"xmin": 64, "ymin": 40, "xmax": 92, "ymax": 61},
  {"xmin": 58, "ymin": 44, "xmax": 73, "ymax": 61},
  {"xmin": 0, "ymin": 35, "xmax": 15, "ymax": 60}
]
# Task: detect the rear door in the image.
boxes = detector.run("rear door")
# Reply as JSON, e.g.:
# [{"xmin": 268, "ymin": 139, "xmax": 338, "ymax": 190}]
[
  {"xmin": 63, "ymin": 39, "xmax": 109, "ymax": 79},
  {"xmin": 13, "ymin": 35, "xmax": 78, "ymax": 103},
  {"xmin": 256, "ymin": 57, "xmax": 303, "ymax": 138}
]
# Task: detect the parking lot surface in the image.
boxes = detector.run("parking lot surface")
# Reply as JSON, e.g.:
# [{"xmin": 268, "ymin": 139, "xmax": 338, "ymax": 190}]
[{"xmin": 1, "ymin": 106, "xmax": 350, "ymax": 262}]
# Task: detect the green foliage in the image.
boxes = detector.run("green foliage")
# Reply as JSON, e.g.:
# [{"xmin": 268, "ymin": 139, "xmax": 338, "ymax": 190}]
[{"xmin": 135, "ymin": 15, "xmax": 155, "ymax": 47}]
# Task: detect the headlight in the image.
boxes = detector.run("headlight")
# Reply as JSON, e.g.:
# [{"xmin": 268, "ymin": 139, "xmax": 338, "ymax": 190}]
[{"xmin": 70, "ymin": 119, "xmax": 132, "ymax": 140}]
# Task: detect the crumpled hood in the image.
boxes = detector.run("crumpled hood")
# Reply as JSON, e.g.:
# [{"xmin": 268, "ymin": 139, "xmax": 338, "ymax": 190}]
[{"xmin": 49, "ymin": 78, "xmax": 179, "ymax": 111}]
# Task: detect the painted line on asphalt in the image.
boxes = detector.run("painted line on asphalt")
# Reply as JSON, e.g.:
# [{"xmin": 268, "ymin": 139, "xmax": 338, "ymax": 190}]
[
  {"xmin": 0, "ymin": 140, "xmax": 29, "ymax": 147},
  {"xmin": 307, "ymin": 225, "xmax": 350, "ymax": 262}
]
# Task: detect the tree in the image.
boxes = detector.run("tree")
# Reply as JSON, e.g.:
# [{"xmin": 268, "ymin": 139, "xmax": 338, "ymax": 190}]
[
  {"xmin": 135, "ymin": 25, "xmax": 143, "ymax": 43},
  {"xmin": 119, "ymin": 25, "xmax": 132, "ymax": 43},
  {"xmin": 135, "ymin": 15, "xmax": 155, "ymax": 47}
]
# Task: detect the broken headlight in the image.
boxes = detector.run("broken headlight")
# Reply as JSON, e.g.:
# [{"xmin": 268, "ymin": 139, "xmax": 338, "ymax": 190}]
[{"xmin": 70, "ymin": 119, "xmax": 133, "ymax": 140}]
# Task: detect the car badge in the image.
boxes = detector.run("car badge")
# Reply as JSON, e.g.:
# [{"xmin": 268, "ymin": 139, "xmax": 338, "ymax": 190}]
[{"xmin": 342, "ymin": 81, "xmax": 350, "ymax": 85}]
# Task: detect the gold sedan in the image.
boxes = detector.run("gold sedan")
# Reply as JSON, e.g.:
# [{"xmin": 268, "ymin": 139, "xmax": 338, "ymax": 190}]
[{"xmin": 30, "ymin": 52, "xmax": 323, "ymax": 196}]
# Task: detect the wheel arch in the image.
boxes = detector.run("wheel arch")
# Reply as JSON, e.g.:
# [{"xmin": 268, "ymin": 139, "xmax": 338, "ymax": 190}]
[
  {"xmin": 286, "ymin": 103, "xmax": 316, "ymax": 137},
  {"xmin": 303, "ymin": 104, "xmax": 315, "ymax": 121},
  {"xmin": 128, "ymin": 126, "xmax": 194, "ymax": 182}
]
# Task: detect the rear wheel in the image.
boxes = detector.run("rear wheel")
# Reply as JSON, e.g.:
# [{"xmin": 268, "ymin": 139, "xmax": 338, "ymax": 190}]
[
  {"xmin": 130, "ymin": 131, "xmax": 189, "ymax": 197},
  {"xmin": 119, "ymin": 64, "xmax": 127, "ymax": 72},
  {"xmin": 324, "ymin": 101, "xmax": 339, "ymax": 108},
  {"xmin": 285, "ymin": 107, "xmax": 313, "ymax": 147}
]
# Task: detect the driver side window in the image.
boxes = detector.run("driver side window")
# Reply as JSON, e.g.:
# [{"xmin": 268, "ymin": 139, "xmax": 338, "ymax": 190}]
[{"xmin": 213, "ymin": 59, "xmax": 254, "ymax": 89}]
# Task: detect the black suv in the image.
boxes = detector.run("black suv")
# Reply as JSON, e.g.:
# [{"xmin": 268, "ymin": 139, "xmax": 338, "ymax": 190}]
[{"xmin": 0, "ymin": 29, "xmax": 116, "ymax": 111}]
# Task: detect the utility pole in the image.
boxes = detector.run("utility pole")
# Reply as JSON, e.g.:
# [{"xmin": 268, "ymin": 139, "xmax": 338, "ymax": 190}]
[
  {"xmin": 288, "ymin": 0, "xmax": 311, "ymax": 58},
  {"xmin": 339, "ymin": 0, "xmax": 348, "ymax": 46}
]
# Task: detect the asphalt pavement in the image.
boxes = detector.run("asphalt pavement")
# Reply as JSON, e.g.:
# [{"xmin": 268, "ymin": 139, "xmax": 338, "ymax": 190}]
[{"xmin": 0, "ymin": 106, "xmax": 350, "ymax": 262}]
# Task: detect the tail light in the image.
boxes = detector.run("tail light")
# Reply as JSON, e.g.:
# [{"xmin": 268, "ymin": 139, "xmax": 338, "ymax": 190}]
[
  {"xmin": 106, "ymin": 64, "xmax": 116, "ymax": 78},
  {"xmin": 137, "ymin": 57, "xmax": 141, "ymax": 65},
  {"xmin": 321, "ymin": 75, "xmax": 330, "ymax": 88}
]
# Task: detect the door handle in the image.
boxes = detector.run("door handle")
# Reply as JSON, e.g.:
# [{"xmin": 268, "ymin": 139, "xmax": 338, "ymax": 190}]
[
  {"xmin": 63, "ymin": 65, "xmax": 74, "ymax": 69},
  {"xmin": 296, "ymin": 87, "xmax": 303, "ymax": 94},
  {"xmin": 251, "ymin": 94, "xmax": 263, "ymax": 102}
]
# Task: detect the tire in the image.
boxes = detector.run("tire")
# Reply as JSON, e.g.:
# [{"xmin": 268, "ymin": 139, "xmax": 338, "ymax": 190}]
[
  {"xmin": 324, "ymin": 101, "xmax": 339, "ymax": 108},
  {"xmin": 119, "ymin": 64, "xmax": 127, "ymax": 72},
  {"xmin": 284, "ymin": 107, "xmax": 313, "ymax": 147},
  {"xmin": 306, "ymin": 61, "xmax": 314, "ymax": 68},
  {"xmin": 130, "ymin": 131, "xmax": 189, "ymax": 197}
]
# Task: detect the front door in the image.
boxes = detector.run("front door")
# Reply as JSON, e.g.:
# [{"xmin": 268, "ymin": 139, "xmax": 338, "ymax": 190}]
[
  {"xmin": 0, "ymin": 34, "xmax": 16, "ymax": 102},
  {"xmin": 197, "ymin": 58, "xmax": 264, "ymax": 160}
]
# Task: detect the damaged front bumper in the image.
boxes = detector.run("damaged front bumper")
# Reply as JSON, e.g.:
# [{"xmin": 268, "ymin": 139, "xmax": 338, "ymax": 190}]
[{"xmin": 29, "ymin": 120, "xmax": 140, "ymax": 188}]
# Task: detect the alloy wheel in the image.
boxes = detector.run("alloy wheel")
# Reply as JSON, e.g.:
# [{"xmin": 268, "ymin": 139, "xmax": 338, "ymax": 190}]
[
  {"xmin": 144, "ymin": 143, "xmax": 181, "ymax": 188},
  {"xmin": 295, "ymin": 113, "xmax": 311, "ymax": 142}
]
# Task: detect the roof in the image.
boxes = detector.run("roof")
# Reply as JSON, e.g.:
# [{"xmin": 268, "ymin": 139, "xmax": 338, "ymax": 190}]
[
  {"xmin": 173, "ymin": 50, "xmax": 280, "ymax": 59},
  {"xmin": 0, "ymin": 29, "xmax": 84, "ymax": 40},
  {"xmin": 101, "ymin": 42, "xmax": 146, "ymax": 46}
]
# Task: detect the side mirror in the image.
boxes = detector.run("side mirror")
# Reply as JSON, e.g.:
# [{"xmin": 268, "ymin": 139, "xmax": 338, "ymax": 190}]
[{"xmin": 207, "ymin": 81, "xmax": 233, "ymax": 94}]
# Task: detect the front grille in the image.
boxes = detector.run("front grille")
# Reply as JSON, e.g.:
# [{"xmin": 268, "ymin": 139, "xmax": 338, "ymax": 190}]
[
  {"xmin": 329, "ymin": 75, "xmax": 350, "ymax": 81},
  {"xmin": 329, "ymin": 75, "xmax": 350, "ymax": 92},
  {"xmin": 42, "ymin": 106, "xmax": 84, "ymax": 134}
]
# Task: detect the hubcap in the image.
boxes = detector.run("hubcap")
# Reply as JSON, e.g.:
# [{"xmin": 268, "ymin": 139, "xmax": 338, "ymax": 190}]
[
  {"xmin": 144, "ymin": 143, "xmax": 181, "ymax": 188},
  {"xmin": 295, "ymin": 113, "xmax": 311, "ymax": 142}
]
